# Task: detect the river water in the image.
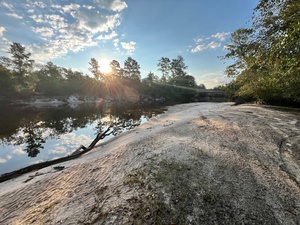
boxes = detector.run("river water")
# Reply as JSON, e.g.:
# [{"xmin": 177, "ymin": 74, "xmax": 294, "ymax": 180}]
[{"xmin": 0, "ymin": 102, "xmax": 166, "ymax": 175}]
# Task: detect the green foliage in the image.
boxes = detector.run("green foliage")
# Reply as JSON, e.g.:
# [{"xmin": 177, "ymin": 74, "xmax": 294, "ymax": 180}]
[
  {"xmin": 142, "ymin": 72, "xmax": 159, "ymax": 86},
  {"xmin": 170, "ymin": 55, "xmax": 188, "ymax": 78},
  {"xmin": 157, "ymin": 57, "xmax": 171, "ymax": 83},
  {"xmin": 89, "ymin": 58, "xmax": 102, "ymax": 81},
  {"xmin": 0, "ymin": 43, "xmax": 210, "ymax": 104},
  {"xmin": 109, "ymin": 60, "xmax": 123, "ymax": 78},
  {"xmin": 34, "ymin": 62, "xmax": 64, "ymax": 96},
  {"xmin": 0, "ymin": 65, "xmax": 17, "ymax": 97},
  {"xmin": 4, "ymin": 43, "xmax": 34, "ymax": 79},
  {"xmin": 224, "ymin": 0, "xmax": 300, "ymax": 105},
  {"xmin": 123, "ymin": 57, "xmax": 141, "ymax": 82}
]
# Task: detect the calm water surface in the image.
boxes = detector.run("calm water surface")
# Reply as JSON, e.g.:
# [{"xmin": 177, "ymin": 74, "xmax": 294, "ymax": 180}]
[{"xmin": 0, "ymin": 103, "xmax": 165, "ymax": 175}]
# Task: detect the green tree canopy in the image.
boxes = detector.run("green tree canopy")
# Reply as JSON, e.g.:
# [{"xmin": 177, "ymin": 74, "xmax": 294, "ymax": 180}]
[
  {"xmin": 170, "ymin": 55, "xmax": 188, "ymax": 78},
  {"xmin": 0, "ymin": 43, "xmax": 34, "ymax": 82},
  {"xmin": 89, "ymin": 58, "xmax": 102, "ymax": 81},
  {"xmin": 157, "ymin": 57, "xmax": 171, "ymax": 83},
  {"xmin": 109, "ymin": 60, "xmax": 123, "ymax": 78},
  {"xmin": 223, "ymin": 0, "xmax": 300, "ymax": 104},
  {"xmin": 123, "ymin": 57, "xmax": 141, "ymax": 82}
]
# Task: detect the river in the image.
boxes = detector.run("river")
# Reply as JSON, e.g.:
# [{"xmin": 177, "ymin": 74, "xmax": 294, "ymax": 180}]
[{"xmin": 0, "ymin": 102, "xmax": 166, "ymax": 175}]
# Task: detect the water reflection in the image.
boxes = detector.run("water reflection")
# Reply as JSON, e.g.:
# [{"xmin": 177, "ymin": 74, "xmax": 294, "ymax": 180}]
[
  {"xmin": 23, "ymin": 122, "xmax": 45, "ymax": 157},
  {"xmin": 0, "ymin": 103, "xmax": 165, "ymax": 174},
  {"xmin": 0, "ymin": 104, "xmax": 104, "ymax": 157}
]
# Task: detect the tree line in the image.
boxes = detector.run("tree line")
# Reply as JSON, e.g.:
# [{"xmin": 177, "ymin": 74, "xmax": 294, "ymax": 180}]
[
  {"xmin": 0, "ymin": 43, "xmax": 207, "ymax": 104},
  {"xmin": 220, "ymin": 0, "xmax": 300, "ymax": 106}
]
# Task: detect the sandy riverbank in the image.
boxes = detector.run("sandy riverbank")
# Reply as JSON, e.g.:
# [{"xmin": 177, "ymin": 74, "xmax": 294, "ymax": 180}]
[{"xmin": 0, "ymin": 102, "xmax": 300, "ymax": 224}]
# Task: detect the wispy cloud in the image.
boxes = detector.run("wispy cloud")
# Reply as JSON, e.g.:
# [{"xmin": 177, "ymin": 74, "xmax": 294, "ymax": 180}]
[
  {"xmin": 6, "ymin": 13, "xmax": 23, "ymax": 19},
  {"xmin": 62, "ymin": 3, "xmax": 81, "ymax": 12},
  {"xmin": 32, "ymin": 27, "xmax": 54, "ymax": 38},
  {"xmin": 191, "ymin": 44, "xmax": 206, "ymax": 53},
  {"xmin": 0, "ymin": 0, "xmax": 128, "ymax": 62},
  {"xmin": 70, "ymin": 9, "xmax": 121, "ymax": 33},
  {"xmin": 211, "ymin": 32, "xmax": 230, "ymax": 41},
  {"xmin": 121, "ymin": 41, "xmax": 136, "ymax": 54},
  {"xmin": 1, "ymin": 2, "xmax": 14, "ymax": 11},
  {"xmin": 50, "ymin": 146, "xmax": 67, "ymax": 155},
  {"xmin": 0, "ymin": 154, "xmax": 13, "ymax": 163},
  {"xmin": 207, "ymin": 41, "xmax": 221, "ymax": 49},
  {"xmin": 197, "ymin": 71, "xmax": 233, "ymax": 88},
  {"xmin": 0, "ymin": 27, "xmax": 6, "ymax": 36},
  {"xmin": 93, "ymin": 0, "xmax": 128, "ymax": 12},
  {"xmin": 0, "ymin": 158, "xmax": 6, "ymax": 163},
  {"xmin": 13, "ymin": 147, "xmax": 26, "ymax": 155},
  {"xmin": 50, "ymin": 133, "xmax": 93, "ymax": 155},
  {"xmin": 96, "ymin": 31, "xmax": 118, "ymax": 40},
  {"xmin": 33, "ymin": 1, "xmax": 47, "ymax": 9},
  {"xmin": 191, "ymin": 31, "xmax": 230, "ymax": 53},
  {"xmin": 0, "ymin": 28, "xmax": 9, "ymax": 56},
  {"xmin": 113, "ymin": 38, "xmax": 120, "ymax": 50}
]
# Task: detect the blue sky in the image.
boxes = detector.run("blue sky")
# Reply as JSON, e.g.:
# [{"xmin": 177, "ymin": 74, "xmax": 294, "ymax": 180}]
[{"xmin": 0, "ymin": 0, "xmax": 257, "ymax": 88}]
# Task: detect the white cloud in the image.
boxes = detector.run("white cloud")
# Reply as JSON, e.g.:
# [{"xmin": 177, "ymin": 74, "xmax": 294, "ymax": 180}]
[
  {"xmin": 48, "ymin": 133, "xmax": 93, "ymax": 156},
  {"xmin": 211, "ymin": 32, "xmax": 230, "ymax": 41},
  {"xmin": 71, "ymin": 8, "xmax": 121, "ymax": 33},
  {"xmin": 191, "ymin": 32, "xmax": 229, "ymax": 53},
  {"xmin": 62, "ymin": 4, "xmax": 81, "ymax": 12},
  {"xmin": 45, "ymin": 14, "xmax": 67, "ymax": 30},
  {"xmin": 2, "ymin": 1, "xmax": 127, "ymax": 64},
  {"xmin": 6, "ymin": 13, "xmax": 23, "ymax": 19},
  {"xmin": 30, "ymin": 14, "xmax": 44, "ymax": 23},
  {"xmin": 113, "ymin": 38, "xmax": 120, "ymax": 50},
  {"xmin": 51, "ymin": 4, "xmax": 62, "ymax": 9},
  {"xmin": 121, "ymin": 41, "xmax": 136, "ymax": 54},
  {"xmin": 110, "ymin": 0, "xmax": 128, "ymax": 11},
  {"xmin": 93, "ymin": 0, "xmax": 128, "ymax": 12},
  {"xmin": 96, "ymin": 31, "xmax": 118, "ymax": 40},
  {"xmin": 83, "ymin": 5, "xmax": 95, "ymax": 10},
  {"xmin": 0, "ymin": 35, "xmax": 9, "ymax": 56},
  {"xmin": 34, "ymin": 1, "xmax": 47, "ymax": 9},
  {"xmin": 207, "ymin": 41, "xmax": 221, "ymax": 49},
  {"xmin": 195, "ymin": 38, "xmax": 203, "ymax": 43},
  {"xmin": 50, "ymin": 146, "xmax": 67, "ymax": 155},
  {"xmin": 32, "ymin": 27, "xmax": 54, "ymax": 38},
  {"xmin": 0, "ymin": 27, "xmax": 6, "ymax": 36},
  {"xmin": 191, "ymin": 41, "xmax": 221, "ymax": 53},
  {"xmin": 29, "ymin": 31, "xmax": 97, "ymax": 63},
  {"xmin": 13, "ymin": 148, "xmax": 26, "ymax": 155},
  {"xmin": 28, "ymin": 42, "xmax": 68, "ymax": 62},
  {"xmin": 30, "ymin": 14, "xmax": 68, "ymax": 30},
  {"xmin": 223, "ymin": 45, "xmax": 230, "ymax": 50},
  {"xmin": 191, "ymin": 44, "xmax": 207, "ymax": 53},
  {"xmin": 0, "ymin": 154, "xmax": 13, "ymax": 163},
  {"xmin": 1, "ymin": 2, "xmax": 14, "ymax": 11}
]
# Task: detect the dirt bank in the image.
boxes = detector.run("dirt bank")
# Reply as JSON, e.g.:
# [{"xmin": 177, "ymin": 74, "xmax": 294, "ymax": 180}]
[{"xmin": 0, "ymin": 103, "xmax": 299, "ymax": 224}]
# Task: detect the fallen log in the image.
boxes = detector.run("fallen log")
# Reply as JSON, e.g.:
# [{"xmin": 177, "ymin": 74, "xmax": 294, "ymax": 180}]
[{"xmin": 0, "ymin": 127, "xmax": 112, "ymax": 183}]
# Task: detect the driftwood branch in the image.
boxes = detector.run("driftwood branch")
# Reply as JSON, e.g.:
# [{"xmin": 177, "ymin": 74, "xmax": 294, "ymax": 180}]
[{"xmin": 0, "ymin": 127, "xmax": 112, "ymax": 183}]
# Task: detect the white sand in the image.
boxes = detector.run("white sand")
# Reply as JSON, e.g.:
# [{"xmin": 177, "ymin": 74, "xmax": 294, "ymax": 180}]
[{"xmin": 0, "ymin": 103, "xmax": 299, "ymax": 224}]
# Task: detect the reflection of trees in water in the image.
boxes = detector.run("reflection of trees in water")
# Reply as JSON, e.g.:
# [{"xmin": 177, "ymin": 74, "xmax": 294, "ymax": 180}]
[
  {"xmin": 95, "ymin": 116, "xmax": 141, "ymax": 137},
  {"xmin": 95, "ymin": 104, "xmax": 165, "ymax": 136},
  {"xmin": 22, "ymin": 122, "xmax": 45, "ymax": 157},
  {"xmin": 0, "ymin": 104, "xmax": 105, "ymax": 157},
  {"xmin": 0, "ymin": 103, "xmax": 165, "ymax": 157}
]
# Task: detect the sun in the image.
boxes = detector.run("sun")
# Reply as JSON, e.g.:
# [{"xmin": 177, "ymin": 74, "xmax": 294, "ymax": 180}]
[{"xmin": 99, "ymin": 59, "xmax": 112, "ymax": 74}]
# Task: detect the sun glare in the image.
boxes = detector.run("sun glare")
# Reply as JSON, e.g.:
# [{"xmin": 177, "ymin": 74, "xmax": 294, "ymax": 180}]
[{"xmin": 99, "ymin": 59, "xmax": 112, "ymax": 74}]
